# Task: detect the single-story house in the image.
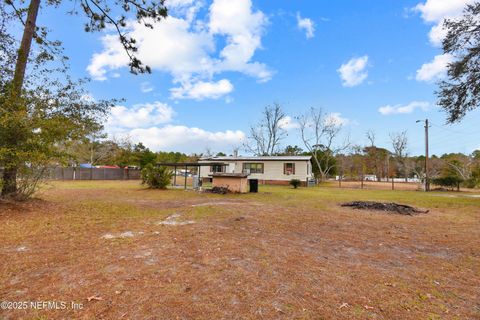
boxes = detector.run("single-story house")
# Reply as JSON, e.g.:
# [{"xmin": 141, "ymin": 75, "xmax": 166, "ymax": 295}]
[{"xmin": 198, "ymin": 156, "xmax": 313, "ymax": 186}]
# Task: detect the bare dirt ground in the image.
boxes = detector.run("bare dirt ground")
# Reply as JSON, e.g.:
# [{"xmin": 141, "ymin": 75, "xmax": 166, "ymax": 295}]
[
  {"xmin": 333, "ymin": 180, "xmax": 422, "ymax": 191},
  {"xmin": 331, "ymin": 180, "xmax": 480, "ymax": 193},
  {"xmin": 1, "ymin": 181, "xmax": 479, "ymax": 319}
]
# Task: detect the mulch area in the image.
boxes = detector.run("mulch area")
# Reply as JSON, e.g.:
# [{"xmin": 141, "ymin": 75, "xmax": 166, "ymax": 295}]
[{"xmin": 341, "ymin": 201, "xmax": 429, "ymax": 215}]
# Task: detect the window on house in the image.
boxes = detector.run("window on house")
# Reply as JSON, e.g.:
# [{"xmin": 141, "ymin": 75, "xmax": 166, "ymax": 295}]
[
  {"xmin": 211, "ymin": 164, "xmax": 224, "ymax": 173},
  {"xmin": 243, "ymin": 163, "xmax": 264, "ymax": 174},
  {"xmin": 284, "ymin": 163, "xmax": 295, "ymax": 175}
]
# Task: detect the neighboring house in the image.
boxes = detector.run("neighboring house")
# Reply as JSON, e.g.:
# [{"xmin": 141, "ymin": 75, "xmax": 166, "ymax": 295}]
[{"xmin": 198, "ymin": 156, "xmax": 313, "ymax": 186}]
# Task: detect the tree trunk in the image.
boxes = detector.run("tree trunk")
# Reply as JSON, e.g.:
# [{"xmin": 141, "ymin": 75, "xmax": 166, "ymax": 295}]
[
  {"xmin": 2, "ymin": 167, "xmax": 18, "ymax": 196},
  {"xmin": 1, "ymin": 0, "xmax": 41, "ymax": 197}
]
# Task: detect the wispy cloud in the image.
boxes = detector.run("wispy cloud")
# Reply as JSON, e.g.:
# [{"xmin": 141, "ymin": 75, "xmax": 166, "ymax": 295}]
[
  {"xmin": 416, "ymin": 53, "xmax": 453, "ymax": 82},
  {"xmin": 337, "ymin": 56, "xmax": 369, "ymax": 87},
  {"xmin": 378, "ymin": 101, "xmax": 430, "ymax": 115},
  {"xmin": 140, "ymin": 81, "xmax": 154, "ymax": 93},
  {"xmin": 296, "ymin": 13, "xmax": 315, "ymax": 39}
]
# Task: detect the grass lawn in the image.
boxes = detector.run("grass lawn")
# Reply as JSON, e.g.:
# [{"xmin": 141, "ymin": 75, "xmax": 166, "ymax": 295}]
[{"xmin": 1, "ymin": 181, "xmax": 479, "ymax": 319}]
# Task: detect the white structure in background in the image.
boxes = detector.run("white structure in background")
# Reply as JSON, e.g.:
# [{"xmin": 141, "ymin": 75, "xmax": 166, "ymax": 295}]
[{"xmin": 198, "ymin": 156, "xmax": 313, "ymax": 186}]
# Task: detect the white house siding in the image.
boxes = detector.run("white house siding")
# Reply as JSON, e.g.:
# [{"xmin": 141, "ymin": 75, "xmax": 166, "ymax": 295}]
[{"xmin": 199, "ymin": 158, "xmax": 312, "ymax": 184}]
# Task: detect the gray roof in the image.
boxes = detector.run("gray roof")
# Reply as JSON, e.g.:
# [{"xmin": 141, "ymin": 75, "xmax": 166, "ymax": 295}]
[{"xmin": 199, "ymin": 156, "xmax": 312, "ymax": 162}]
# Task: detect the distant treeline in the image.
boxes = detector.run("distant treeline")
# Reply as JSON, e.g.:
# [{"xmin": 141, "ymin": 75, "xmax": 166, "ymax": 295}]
[{"xmin": 65, "ymin": 139, "xmax": 480, "ymax": 189}]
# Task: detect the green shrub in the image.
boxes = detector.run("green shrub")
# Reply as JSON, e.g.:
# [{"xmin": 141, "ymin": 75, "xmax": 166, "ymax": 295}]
[
  {"xmin": 463, "ymin": 178, "xmax": 478, "ymax": 189},
  {"xmin": 431, "ymin": 176, "xmax": 463, "ymax": 191},
  {"xmin": 141, "ymin": 164, "xmax": 172, "ymax": 189},
  {"xmin": 289, "ymin": 179, "xmax": 301, "ymax": 189}
]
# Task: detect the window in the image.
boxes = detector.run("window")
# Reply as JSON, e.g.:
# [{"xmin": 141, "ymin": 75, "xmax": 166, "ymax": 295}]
[
  {"xmin": 284, "ymin": 163, "xmax": 295, "ymax": 175},
  {"xmin": 243, "ymin": 163, "xmax": 264, "ymax": 174},
  {"xmin": 211, "ymin": 164, "xmax": 224, "ymax": 173}
]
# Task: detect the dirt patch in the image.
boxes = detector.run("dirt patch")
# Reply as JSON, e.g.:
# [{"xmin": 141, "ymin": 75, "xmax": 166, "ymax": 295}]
[
  {"xmin": 102, "ymin": 231, "xmax": 137, "ymax": 239},
  {"xmin": 157, "ymin": 212, "xmax": 195, "ymax": 226},
  {"xmin": 341, "ymin": 201, "xmax": 429, "ymax": 215},
  {"xmin": 2, "ymin": 181, "xmax": 479, "ymax": 320}
]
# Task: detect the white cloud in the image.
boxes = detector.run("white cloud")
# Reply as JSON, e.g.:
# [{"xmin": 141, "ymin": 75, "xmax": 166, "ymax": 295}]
[
  {"xmin": 325, "ymin": 113, "xmax": 350, "ymax": 126},
  {"xmin": 209, "ymin": 0, "xmax": 272, "ymax": 82},
  {"xmin": 415, "ymin": 0, "xmax": 473, "ymax": 23},
  {"xmin": 378, "ymin": 101, "xmax": 430, "ymax": 115},
  {"xmin": 278, "ymin": 116, "xmax": 299, "ymax": 130},
  {"xmin": 415, "ymin": 53, "xmax": 453, "ymax": 82},
  {"xmin": 337, "ymin": 56, "xmax": 369, "ymax": 87},
  {"xmin": 428, "ymin": 23, "xmax": 448, "ymax": 47},
  {"xmin": 106, "ymin": 101, "xmax": 175, "ymax": 130},
  {"xmin": 296, "ymin": 13, "xmax": 315, "ymax": 39},
  {"xmin": 105, "ymin": 99, "xmax": 245, "ymax": 152},
  {"xmin": 170, "ymin": 79, "xmax": 233, "ymax": 100},
  {"xmin": 87, "ymin": 0, "xmax": 271, "ymax": 100},
  {"xmin": 125, "ymin": 125, "xmax": 246, "ymax": 152},
  {"xmin": 414, "ymin": 0, "xmax": 475, "ymax": 46},
  {"xmin": 140, "ymin": 82, "xmax": 154, "ymax": 93},
  {"xmin": 88, "ymin": 16, "xmax": 214, "ymax": 82}
]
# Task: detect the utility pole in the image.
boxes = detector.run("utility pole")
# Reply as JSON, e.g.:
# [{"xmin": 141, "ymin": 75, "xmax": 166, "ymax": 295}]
[{"xmin": 417, "ymin": 119, "xmax": 430, "ymax": 191}]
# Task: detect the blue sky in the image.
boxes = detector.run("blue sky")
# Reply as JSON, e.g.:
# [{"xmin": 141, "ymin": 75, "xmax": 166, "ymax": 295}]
[{"xmin": 39, "ymin": 0, "xmax": 480, "ymax": 155}]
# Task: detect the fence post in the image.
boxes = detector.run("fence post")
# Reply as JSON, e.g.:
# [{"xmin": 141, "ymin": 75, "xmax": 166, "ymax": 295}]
[
  {"xmin": 174, "ymin": 165, "xmax": 177, "ymax": 186},
  {"xmin": 391, "ymin": 177, "xmax": 394, "ymax": 190},
  {"xmin": 184, "ymin": 165, "xmax": 188, "ymax": 189}
]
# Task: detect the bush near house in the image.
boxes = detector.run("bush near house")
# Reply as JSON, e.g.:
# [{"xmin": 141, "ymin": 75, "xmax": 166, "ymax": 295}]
[
  {"xmin": 141, "ymin": 164, "xmax": 172, "ymax": 189},
  {"xmin": 289, "ymin": 179, "xmax": 301, "ymax": 189}
]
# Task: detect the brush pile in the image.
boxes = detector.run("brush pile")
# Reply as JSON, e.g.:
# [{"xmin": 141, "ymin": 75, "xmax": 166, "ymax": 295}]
[
  {"xmin": 205, "ymin": 186, "xmax": 230, "ymax": 194},
  {"xmin": 341, "ymin": 201, "xmax": 429, "ymax": 215}
]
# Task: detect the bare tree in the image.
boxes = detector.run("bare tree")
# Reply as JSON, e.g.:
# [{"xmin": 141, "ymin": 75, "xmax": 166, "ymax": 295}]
[
  {"xmin": 203, "ymin": 147, "xmax": 213, "ymax": 158},
  {"xmin": 389, "ymin": 131, "xmax": 409, "ymax": 181},
  {"xmin": 365, "ymin": 130, "xmax": 376, "ymax": 147},
  {"xmin": 231, "ymin": 145, "xmax": 241, "ymax": 157},
  {"xmin": 445, "ymin": 154, "xmax": 474, "ymax": 181},
  {"xmin": 298, "ymin": 107, "xmax": 349, "ymax": 181},
  {"xmin": 245, "ymin": 103, "xmax": 287, "ymax": 156}
]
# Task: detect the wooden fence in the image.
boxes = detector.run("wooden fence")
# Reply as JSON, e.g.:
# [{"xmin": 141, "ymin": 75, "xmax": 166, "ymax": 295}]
[{"xmin": 0, "ymin": 167, "xmax": 142, "ymax": 181}]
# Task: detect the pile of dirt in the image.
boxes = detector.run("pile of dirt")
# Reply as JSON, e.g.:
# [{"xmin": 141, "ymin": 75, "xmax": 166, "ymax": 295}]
[{"xmin": 341, "ymin": 201, "xmax": 429, "ymax": 215}]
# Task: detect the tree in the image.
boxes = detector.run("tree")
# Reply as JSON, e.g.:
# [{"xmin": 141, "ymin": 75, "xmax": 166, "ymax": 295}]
[
  {"xmin": 156, "ymin": 151, "xmax": 188, "ymax": 164},
  {"xmin": 472, "ymin": 149, "xmax": 480, "ymax": 160},
  {"xmin": 363, "ymin": 146, "xmax": 389, "ymax": 181},
  {"xmin": 365, "ymin": 130, "xmax": 376, "ymax": 147},
  {"xmin": 0, "ymin": 76, "xmax": 113, "ymax": 199},
  {"xmin": 298, "ymin": 107, "xmax": 349, "ymax": 181},
  {"xmin": 389, "ymin": 131, "xmax": 409, "ymax": 181},
  {"xmin": 245, "ymin": 103, "xmax": 287, "ymax": 156},
  {"xmin": 438, "ymin": 2, "xmax": 480, "ymax": 123},
  {"xmin": 282, "ymin": 145, "xmax": 303, "ymax": 156},
  {"xmin": 1, "ymin": 0, "xmax": 168, "ymax": 197},
  {"xmin": 133, "ymin": 143, "xmax": 156, "ymax": 168},
  {"xmin": 440, "ymin": 153, "xmax": 479, "ymax": 188},
  {"xmin": 309, "ymin": 150, "xmax": 338, "ymax": 179}
]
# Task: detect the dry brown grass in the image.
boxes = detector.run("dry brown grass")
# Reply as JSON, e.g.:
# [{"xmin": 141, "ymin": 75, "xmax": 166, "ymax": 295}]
[{"xmin": 1, "ymin": 181, "xmax": 479, "ymax": 319}]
